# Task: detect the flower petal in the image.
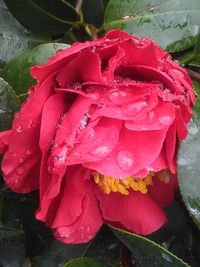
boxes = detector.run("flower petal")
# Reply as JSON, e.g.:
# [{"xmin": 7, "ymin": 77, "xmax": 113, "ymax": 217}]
[
  {"xmin": 56, "ymin": 49, "xmax": 103, "ymax": 87},
  {"xmin": 96, "ymin": 189, "xmax": 166, "ymax": 235},
  {"xmin": 149, "ymin": 175, "xmax": 178, "ymax": 207},
  {"xmin": 85, "ymin": 126, "xmax": 167, "ymax": 177},
  {"xmin": 40, "ymin": 93, "xmax": 68, "ymax": 152}
]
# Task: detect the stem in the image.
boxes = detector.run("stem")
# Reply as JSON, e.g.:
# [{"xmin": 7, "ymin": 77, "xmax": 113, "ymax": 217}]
[
  {"xmin": 121, "ymin": 246, "xmax": 132, "ymax": 267},
  {"xmin": 179, "ymin": 54, "xmax": 195, "ymax": 66},
  {"xmin": 186, "ymin": 68, "xmax": 200, "ymax": 82},
  {"xmin": 75, "ymin": 0, "xmax": 84, "ymax": 14}
]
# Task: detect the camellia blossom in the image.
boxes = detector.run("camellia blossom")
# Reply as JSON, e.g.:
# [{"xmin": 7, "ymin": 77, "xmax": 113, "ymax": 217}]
[{"xmin": 0, "ymin": 30, "xmax": 195, "ymax": 244}]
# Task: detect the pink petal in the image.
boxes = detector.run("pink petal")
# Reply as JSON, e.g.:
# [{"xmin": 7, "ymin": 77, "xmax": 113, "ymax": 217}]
[
  {"xmin": 56, "ymin": 49, "xmax": 103, "ymax": 87},
  {"xmin": 31, "ymin": 39, "xmax": 104, "ymax": 83},
  {"xmin": 40, "ymin": 93, "xmax": 68, "ymax": 152},
  {"xmin": 95, "ymin": 189, "xmax": 166, "ymax": 235},
  {"xmin": 165, "ymin": 122, "xmax": 177, "ymax": 173},
  {"xmin": 149, "ymin": 175, "xmax": 178, "ymax": 207},
  {"xmin": 0, "ymin": 130, "xmax": 11, "ymax": 154},
  {"xmin": 125, "ymin": 103, "xmax": 175, "ymax": 131},
  {"xmin": 68, "ymin": 117, "xmax": 121, "ymax": 163},
  {"xmin": 37, "ymin": 165, "xmax": 103, "ymax": 244},
  {"xmin": 84, "ymin": 126, "xmax": 167, "ymax": 177},
  {"xmin": 1, "ymin": 73, "xmax": 55, "ymax": 192},
  {"xmin": 2, "ymin": 126, "xmax": 41, "ymax": 192}
]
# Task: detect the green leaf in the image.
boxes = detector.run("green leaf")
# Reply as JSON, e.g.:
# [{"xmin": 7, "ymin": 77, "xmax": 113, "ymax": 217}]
[
  {"xmin": 0, "ymin": 78, "xmax": 20, "ymax": 131},
  {"xmin": 63, "ymin": 257, "xmax": 106, "ymax": 267},
  {"xmin": 31, "ymin": 227, "xmax": 121, "ymax": 267},
  {"xmin": 111, "ymin": 226, "xmax": 190, "ymax": 266},
  {"xmin": 4, "ymin": 0, "xmax": 79, "ymax": 36},
  {"xmin": 178, "ymin": 117, "xmax": 200, "ymax": 229},
  {"xmin": 0, "ymin": 224, "xmax": 24, "ymax": 239},
  {"xmin": 82, "ymin": 0, "xmax": 105, "ymax": 27},
  {"xmin": 3, "ymin": 43, "xmax": 69, "ymax": 96},
  {"xmin": 103, "ymin": 0, "xmax": 200, "ymax": 52},
  {"xmin": 0, "ymin": 7, "xmax": 49, "ymax": 64}
]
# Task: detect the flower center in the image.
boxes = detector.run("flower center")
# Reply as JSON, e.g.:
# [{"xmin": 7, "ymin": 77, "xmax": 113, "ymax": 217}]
[{"xmin": 93, "ymin": 172, "xmax": 155, "ymax": 195}]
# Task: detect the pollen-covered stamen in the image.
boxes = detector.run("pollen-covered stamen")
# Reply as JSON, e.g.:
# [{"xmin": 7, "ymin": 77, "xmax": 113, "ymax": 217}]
[
  {"xmin": 93, "ymin": 172, "xmax": 155, "ymax": 195},
  {"xmin": 157, "ymin": 169, "xmax": 171, "ymax": 184}
]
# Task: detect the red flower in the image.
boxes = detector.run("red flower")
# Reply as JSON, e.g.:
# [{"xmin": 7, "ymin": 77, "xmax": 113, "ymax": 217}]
[{"xmin": 0, "ymin": 30, "xmax": 194, "ymax": 244}]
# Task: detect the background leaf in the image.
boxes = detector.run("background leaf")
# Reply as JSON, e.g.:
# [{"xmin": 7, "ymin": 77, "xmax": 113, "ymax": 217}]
[
  {"xmin": 3, "ymin": 43, "xmax": 69, "ymax": 96},
  {"xmin": 0, "ymin": 7, "xmax": 49, "ymax": 64},
  {"xmin": 103, "ymin": 0, "xmax": 200, "ymax": 52},
  {"xmin": 178, "ymin": 117, "xmax": 200, "ymax": 229},
  {"xmin": 0, "ymin": 78, "xmax": 20, "ymax": 130},
  {"xmin": 111, "ymin": 226, "xmax": 190, "ymax": 266},
  {"xmin": 4, "ymin": 0, "xmax": 79, "ymax": 36},
  {"xmin": 63, "ymin": 257, "xmax": 106, "ymax": 267}
]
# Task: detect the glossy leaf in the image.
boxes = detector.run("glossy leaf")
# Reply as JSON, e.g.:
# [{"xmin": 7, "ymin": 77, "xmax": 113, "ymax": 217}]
[
  {"xmin": 31, "ymin": 227, "xmax": 120, "ymax": 267},
  {"xmin": 82, "ymin": 0, "xmax": 105, "ymax": 27},
  {"xmin": 4, "ymin": 0, "xmax": 79, "ymax": 36},
  {"xmin": 0, "ymin": 78, "xmax": 20, "ymax": 131},
  {"xmin": 178, "ymin": 117, "xmax": 200, "ymax": 229},
  {"xmin": 103, "ymin": 0, "xmax": 200, "ymax": 52},
  {"xmin": 3, "ymin": 43, "xmax": 69, "ymax": 96},
  {"xmin": 0, "ymin": 8, "xmax": 49, "ymax": 63},
  {"xmin": 111, "ymin": 226, "xmax": 190, "ymax": 266},
  {"xmin": 63, "ymin": 257, "xmax": 106, "ymax": 267},
  {"xmin": 31, "ymin": 241, "xmax": 87, "ymax": 267}
]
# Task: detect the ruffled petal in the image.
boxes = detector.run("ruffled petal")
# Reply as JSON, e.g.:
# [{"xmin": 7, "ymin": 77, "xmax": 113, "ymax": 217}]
[
  {"xmin": 149, "ymin": 174, "xmax": 178, "ymax": 207},
  {"xmin": 95, "ymin": 189, "xmax": 166, "ymax": 235},
  {"xmin": 84, "ymin": 126, "xmax": 167, "ymax": 177},
  {"xmin": 1, "ymin": 72, "xmax": 56, "ymax": 192},
  {"xmin": 56, "ymin": 49, "xmax": 103, "ymax": 87},
  {"xmin": 0, "ymin": 130, "xmax": 11, "ymax": 154},
  {"xmin": 37, "ymin": 165, "xmax": 103, "ymax": 244},
  {"xmin": 40, "ymin": 93, "xmax": 68, "ymax": 152}
]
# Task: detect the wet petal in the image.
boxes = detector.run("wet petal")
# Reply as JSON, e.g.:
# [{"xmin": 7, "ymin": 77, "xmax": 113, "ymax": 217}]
[
  {"xmin": 96, "ymin": 189, "xmax": 166, "ymax": 235},
  {"xmin": 84, "ymin": 126, "xmax": 167, "ymax": 177}
]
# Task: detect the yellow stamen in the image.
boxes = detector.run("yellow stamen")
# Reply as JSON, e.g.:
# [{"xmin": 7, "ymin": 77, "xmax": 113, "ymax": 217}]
[
  {"xmin": 158, "ymin": 170, "xmax": 170, "ymax": 184},
  {"xmin": 93, "ymin": 172, "xmax": 156, "ymax": 195}
]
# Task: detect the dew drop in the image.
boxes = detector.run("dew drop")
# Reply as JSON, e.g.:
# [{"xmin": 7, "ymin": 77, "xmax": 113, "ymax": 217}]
[
  {"xmin": 14, "ymin": 112, "xmax": 20, "ymax": 120},
  {"xmin": 159, "ymin": 115, "xmax": 172, "ymax": 125},
  {"xmin": 16, "ymin": 166, "xmax": 25, "ymax": 175},
  {"xmin": 26, "ymin": 149, "xmax": 31, "ymax": 155},
  {"xmin": 72, "ymin": 83, "xmax": 82, "ymax": 90},
  {"xmin": 122, "ymin": 15, "xmax": 130, "ymax": 19},
  {"xmin": 27, "ymin": 119, "xmax": 33, "ymax": 128},
  {"xmin": 116, "ymin": 150, "xmax": 135, "ymax": 171},
  {"xmin": 16, "ymin": 125, "xmax": 23, "ymax": 133},
  {"xmin": 12, "ymin": 152, "xmax": 17, "ymax": 157},
  {"xmin": 19, "ymin": 158, "xmax": 23, "ymax": 163},
  {"xmin": 86, "ymin": 226, "xmax": 90, "ymax": 233},
  {"xmin": 124, "ymin": 101, "xmax": 147, "ymax": 115},
  {"xmin": 90, "ymin": 146, "xmax": 109, "ymax": 158},
  {"xmin": 79, "ymin": 114, "xmax": 90, "ymax": 130}
]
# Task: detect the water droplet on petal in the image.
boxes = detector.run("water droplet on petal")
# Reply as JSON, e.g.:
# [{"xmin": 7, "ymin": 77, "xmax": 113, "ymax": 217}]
[
  {"xmin": 14, "ymin": 112, "xmax": 20, "ymax": 120},
  {"xmin": 19, "ymin": 158, "xmax": 23, "ymax": 163},
  {"xmin": 159, "ymin": 115, "xmax": 172, "ymax": 125},
  {"xmin": 16, "ymin": 166, "xmax": 25, "ymax": 175},
  {"xmin": 27, "ymin": 119, "xmax": 33, "ymax": 128},
  {"xmin": 86, "ymin": 226, "xmax": 90, "ymax": 233},
  {"xmin": 116, "ymin": 150, "xmax": 135, "ymax": 171},
  {"xmin": 79, "ymin": 114, "xmax": 90, "ymax": 130},
  {"xmin": 124, "ymin": 101, "xmax": 147, "ymax": 115},
  {"xmin": 16, "ymin": 125, "xmax": 23, "ymax": 133},
  {"xmin": 13, "ymin": 152, "xmax": 17, "ymax": 157},
  {"xmin": 90, "ymin": 146, "xmax": 109, "ymax": 158},
  {"xmin": 26, "ymin": 149, "xmax": 31, "ymax": 155}
]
